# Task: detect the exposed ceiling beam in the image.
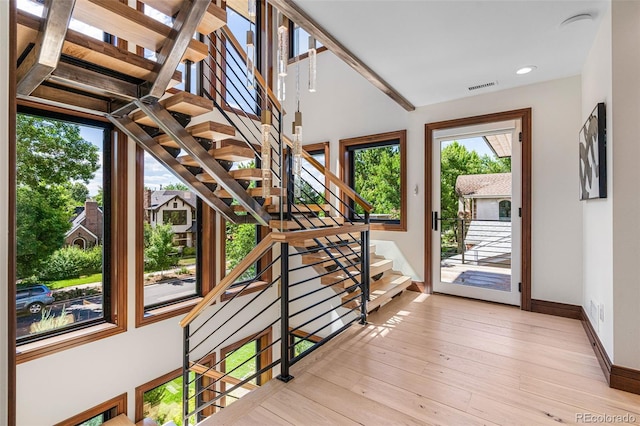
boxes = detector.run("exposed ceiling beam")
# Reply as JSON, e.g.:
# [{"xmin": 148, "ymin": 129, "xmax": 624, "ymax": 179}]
[
  {"xmin": 16, "ymin": 0, "xmax": 76, "ymax": 95},
  {"xmin": 269, "ymin": 0, "xmax": 415, "ymax": 112}
]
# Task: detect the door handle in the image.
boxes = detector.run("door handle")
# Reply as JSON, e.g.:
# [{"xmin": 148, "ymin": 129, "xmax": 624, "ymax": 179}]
[{"xmin": 432, "ymin": 211, "xmax": 438, "ymax": 231}]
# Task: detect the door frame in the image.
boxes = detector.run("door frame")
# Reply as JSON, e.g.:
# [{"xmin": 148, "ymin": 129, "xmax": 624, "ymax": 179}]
[{"xmin": 424, "ymin": 108, "xmax": 532, "ymax": 310}]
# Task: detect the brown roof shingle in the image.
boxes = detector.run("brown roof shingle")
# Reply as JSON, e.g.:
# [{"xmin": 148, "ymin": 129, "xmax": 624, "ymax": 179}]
[{"xmin": 455, "ymin": 173, "xmax": 511, "ymax": 198}]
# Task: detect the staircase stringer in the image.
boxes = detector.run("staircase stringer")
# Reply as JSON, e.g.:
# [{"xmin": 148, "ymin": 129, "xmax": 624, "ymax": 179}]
[
  {"xmin": 135, "ymin": 100, "xmax": 272, "ymax": 226},
  {"xmin": 107, "ymin": 114, "xmax": 245, "ymax": 223}
]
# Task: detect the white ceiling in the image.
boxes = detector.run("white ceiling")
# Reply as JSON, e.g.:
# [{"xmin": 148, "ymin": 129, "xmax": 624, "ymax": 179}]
[{"xmin": 293, "ymin": 0, "xmax": 610, "ymax": 108}]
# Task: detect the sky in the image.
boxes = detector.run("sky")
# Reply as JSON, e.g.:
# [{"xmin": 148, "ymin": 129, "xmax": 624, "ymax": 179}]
[{"xmin": 440, "ymin": 136, "xmax": 497, "ymax": 158}]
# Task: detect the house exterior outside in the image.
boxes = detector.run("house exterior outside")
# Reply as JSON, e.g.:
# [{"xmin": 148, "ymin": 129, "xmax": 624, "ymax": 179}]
[
  {"xmin": 144, "ymin": 189, "xmax": 197, "ymax": 248},
  {"xmin": 64, "ymin": 200, "xmax": 103, "ymax": 249},
  {"xmin": 455, "ymin": 173, "xmax": 512, "ymax": 221}
]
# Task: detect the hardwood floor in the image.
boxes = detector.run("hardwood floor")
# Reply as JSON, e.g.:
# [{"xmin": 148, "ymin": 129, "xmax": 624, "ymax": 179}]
[{"xmin": 206, "ymin": 292, "xmax": 640, "ymax": 425}]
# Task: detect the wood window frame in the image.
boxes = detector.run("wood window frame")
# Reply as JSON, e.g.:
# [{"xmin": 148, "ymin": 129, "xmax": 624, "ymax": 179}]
[
  {"xmin": 15, "ymin": 105, "xmax": 128, "ymax": 364},
  {"xmin": 219, "ymin": 219, "xmax": 272, "ymax": 302},
  {"xmin": 135, "ymin": 147, "xmax": 216, "ymax": 327},
  {"xmin": 303, "ymin": 141, "xmax": 330, "ymax": 202},
  {"xmin": 424, "ymin": 108, "xmax": 532, "ymax": 307},
  {"xmin": 54, "ymin": 393, "xmax": 127, "ymax": 426},
  {"xmin": 339, "ymin": 130, "xmax": 407, "ymax": 232},
  {"xmin": 134, "ymin": 354, "xmax": 215, "ymax": 423},
  {"xmin": 219, "ymin": 327, "xmax": 273, "ymax": 407}
]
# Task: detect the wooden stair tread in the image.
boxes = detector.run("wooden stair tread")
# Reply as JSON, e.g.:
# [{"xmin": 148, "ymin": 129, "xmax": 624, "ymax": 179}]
[
  {"xmin": 301, "ymin": 244, "xmax": 376, "ymax": 268},
  {"xmin": 140, "ymin": 0, "xmax": 226, "ymax": 35},
  {"xmin": 290, "ymin": 233, "xmax": 363, "ymax": 249},
  {"xmin": 269, "ymin": 217, "xmax": 344, "ymax": 230},
  {"xmin": 103, "ymin": 414, "xmax": 135, "ymax": 426},
  {"xmin": 196, "ymin": 168, "xmax": 262, "ymax": 183},
  {"xmin": 321, "ymin": 258, "xmax": 394, "ymax": 286},
  {"xmin": 209, "ymin": 146, "xmax": 257, "ymax": 162},
  {"xmin": 232, "ymin": 204, "xmax": 331, "ymax": 213},
  {"xmin": 214, "ymin": 186, "xmax": 283, "ymax": 198},
  {"xmin": 341, "ymin": 273, "xmax": 412, "ymax": 311},
  {"xmin": 132, "ymin": 92, "xmax": 214, "ymax": 126},
  {"xmin": 72, "ymin": 0, "xmax": 208, "ymax": 63},
  {"xmin": 189, "ymin": 363, "xmax": 259, "ymax": 391},
  {"xmin": 156, "ymin": 121, "xmax": 236, "ymax": 148},
  {"xmin": 17, "ymin": 10, "xmax": 182, "ymax": 87}
]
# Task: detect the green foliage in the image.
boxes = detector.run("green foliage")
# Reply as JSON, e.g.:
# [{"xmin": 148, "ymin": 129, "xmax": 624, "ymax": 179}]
[
  {"xmin": 164, "ymin": 182, "xmax": 189, "ymax": 191},
  {"xmin": 16, "ymin": 114, "xmax": 101, "ymax": 278},
  {"xmin": 439, "ymin": 141, "xmax": 511, "ymax": 221},
  {"xmin": 182, "ymin": 246, "xmax": 196, "ymax": 256},
  {"xmin": 225, "ymin": 221, "xmax": 257, "ymax": 281},
  {"xmin": 353, "ymin": 145, "xmax": 401, "ymax": 218},
  {"xmin": 16, "ymin": 185, "xmax": 74, "ymax": 278},
  {"xmin": 17, "ymin": 114, "xmax": 99, "ymax": 188},
  {"xmin": 294, "ymin": 178, "xmax": 326, "ymax": 206},
  {"xmin": 68, "ymin": 182, "xmax": 89, "ymax": 204},
  {"xmin": 39, "ymin": 245, "xmax": 102, "ymax": 281},
  {"xmin": 145, "ymin": 224, "xmax": 177, "ymax": 272},
  {"xmin": 94, "ymin": 187, "xmax": 104, "ymax": 208}
]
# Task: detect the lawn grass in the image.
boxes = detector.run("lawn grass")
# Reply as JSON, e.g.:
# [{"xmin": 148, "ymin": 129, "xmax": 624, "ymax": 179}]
[
  {"xmin": 48, "ymin": 273, "xmax": 102, "ymax": 289},
  {"xmin": 177, "ymin": 256, "xmax": 196, "ymax": 267}
]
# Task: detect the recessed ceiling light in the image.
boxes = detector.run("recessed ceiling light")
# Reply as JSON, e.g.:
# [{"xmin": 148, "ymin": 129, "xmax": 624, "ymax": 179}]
[
  {"xmin": 516, "ymin": 66, "xmax": 537, "ymax": 75},
  {"xmin": 560, "ymin": 13, "xmax": 594, "ymax": 28}
]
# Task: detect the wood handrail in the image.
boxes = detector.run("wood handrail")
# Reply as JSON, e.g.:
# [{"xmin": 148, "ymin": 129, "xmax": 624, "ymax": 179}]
[
  {"xmin": 283, "ymin": 135, "xmax": 374, "ymax": 213},
  {"xmin": 272, "ymin": 223, "xmax": 369, "ymax": 243},
  {"xmin": 219, "ymin": 25, "xmax": 281, "ymax": 112},
  {"xmin": 180, "ymin": 234, "xmax": 274, "ymax": 327}
]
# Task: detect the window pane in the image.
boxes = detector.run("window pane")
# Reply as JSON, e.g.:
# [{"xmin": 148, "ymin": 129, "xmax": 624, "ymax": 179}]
[
  {"xmin": 143, "ymin": 374, "xmax": 196, "ymax": 426},
  {"xmin": 351, "ymin": 143, "xmax": 402, "ymax": 221},
  {"xmin": 16, "ymin": 113, "xmax": 105, "ymax": 341},
  {"xmin": 292, "ymin": 336, "xmax": 315, "ymax": 357},
  {"xmin": 77, "ymin": 413, "xmax": 105, "ymax": 426},
  {"xmin": 225, "ymin": 222, "xmax": 257, "ymax": 282},
  {"xmin": 143, "ymin": 153, "xmax": 198, "ymax": 308},
  {"xmin": 224, "ymin": 340, "xmax": 258, "ymax": 406},
  {"xmin": 225, "ymin": 6, "xmax": 258, "ymax": 113},
  {"xmin": 292, "ymin": 25, "xmax": 323, "ymax": 57},
  {"xmin": 297, "ymin": 151, "xmax": 327, "ymax": 207}
]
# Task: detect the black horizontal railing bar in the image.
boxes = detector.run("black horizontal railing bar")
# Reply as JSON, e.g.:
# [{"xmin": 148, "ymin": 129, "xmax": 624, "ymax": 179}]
[
  {"xmin": 289, "ymin": 307, "xmax": 360, "ymax": 351},
  {"xmin": 188, "ymin": 359, "xmax": 281, "ymax": 419},
  {"xmin": 289, "ymin": 286, "xmax": 353, "ymax": 317},
  {"xmin": 289, "ymin": 301, "xmax": 360, "ymax": 343},
  {"xmin": 188, "ymin": 255, "xmax": 280, "ymax": 338},
  {"xmin": 289, "ymin": 278, "xmax": 353, "ymax": 303},
  {"xmin": 189, "ymin": 292, "xmax": 280, "ymax": 360},
  {"xmin": 289, "ymin": 318, "xmax": 359, "ymax": 366},
  {"xmin": 207, "ymin": 33, "xmax": 268, "ymax": 109},
  {"xmin": 300, "ymin": 164, "xmax": 364, "ymax": 220},
  {"xmin": 289, "ymin": 290, "xmax": 361, "ymax": 334},
  {"xmin": 287, "ymin": 260, "xmax": 361, "ymax": 289},
  {"xmin": 188, "ymin": 321, "xmax": 280, "ymax": 390}
]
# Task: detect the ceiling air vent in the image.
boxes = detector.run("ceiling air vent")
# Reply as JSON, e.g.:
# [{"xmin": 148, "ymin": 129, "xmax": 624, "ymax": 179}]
[{"xmin": 468, "ymin": 81, "xmax": 498, "ymax": 91}]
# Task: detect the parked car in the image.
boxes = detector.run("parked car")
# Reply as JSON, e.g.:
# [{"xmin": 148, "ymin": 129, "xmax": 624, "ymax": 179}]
[{"xmin": 16, "ymin": 284, "xmax": 54, "ymax": 315}]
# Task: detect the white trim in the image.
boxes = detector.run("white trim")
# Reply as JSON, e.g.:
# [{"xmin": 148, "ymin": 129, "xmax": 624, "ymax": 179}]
[{"xmin": 65, "ymin": 223, "xmax": 99, "ymax": 242}]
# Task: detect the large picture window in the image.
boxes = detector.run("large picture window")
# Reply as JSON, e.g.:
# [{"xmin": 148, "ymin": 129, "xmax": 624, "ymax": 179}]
[
  {"xmin": 15, "ymin": 109, "xmax": 111, "ymax": 343},
  {"xmin": 136, "ymin": 148, "xmax": 215, "ymax": 326},
  {"xmin": 339, "ymin": 130, "xmax": 407, "ymax": 231},
  {"xmin": 55, "ymin": 393, "xmax": 127, "ymax": 426}
]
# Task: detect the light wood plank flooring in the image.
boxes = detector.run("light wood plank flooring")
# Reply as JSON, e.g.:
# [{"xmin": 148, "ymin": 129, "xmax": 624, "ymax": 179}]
[{"xmin": 205, "ymin": 292, "xmax": 640, "ymax": 425}]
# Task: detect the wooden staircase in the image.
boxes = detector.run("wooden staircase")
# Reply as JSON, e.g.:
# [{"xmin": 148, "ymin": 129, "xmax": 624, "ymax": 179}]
[{"xmin": 17, "ymin": 0, "xmax": 417, "ymax": 386}]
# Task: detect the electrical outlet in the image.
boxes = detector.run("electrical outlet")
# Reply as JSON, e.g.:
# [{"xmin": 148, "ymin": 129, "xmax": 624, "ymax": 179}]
[{"xmin": 599, "ymin": 304, "xmax": 605, "ymax": 322}]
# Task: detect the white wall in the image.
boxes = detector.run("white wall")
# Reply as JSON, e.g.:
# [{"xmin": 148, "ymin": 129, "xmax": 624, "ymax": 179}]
[
  {"xmin": 286, "ymin": 52, "xmax": 583, "ymax": 305},
  {"xmin": 1, "ymin": 0, "xmax": 10, "ymax": 423},
  {"xmin": 581, "ymin": 5, "xmax": 614, "ymax": 359},
  {"xmin": 610, "ymin": 0, "xmax": 640, "ymax": 371}
]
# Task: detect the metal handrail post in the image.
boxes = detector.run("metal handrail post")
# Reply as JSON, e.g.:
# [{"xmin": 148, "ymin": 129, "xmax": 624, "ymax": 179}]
[{"xmin": 277, "ymin": 242, "xmax": 294, "ymax": 382}]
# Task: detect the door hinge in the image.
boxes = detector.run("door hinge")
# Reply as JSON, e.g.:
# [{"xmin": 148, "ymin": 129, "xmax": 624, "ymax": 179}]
[
  {"xmin": 518, "ymin": 207, "xmax": 522, "ymax": 217},
  {"xmin": 519, "ymin": 132, "xmax": 522, "ymax": 142},
  {"xmin": 518, "ymin": 282, "xmax": 522, "ymax": 292}
]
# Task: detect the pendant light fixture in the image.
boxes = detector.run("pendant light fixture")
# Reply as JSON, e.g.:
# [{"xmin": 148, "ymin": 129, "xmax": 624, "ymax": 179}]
[
  {"xmin": 246, "ymin": 30, "xmax": 255, "ymax": 89},
  {"xmin": 308, "ymin": 36, "xmax": 317, "ymax": 92},
  {"xmin": 261, "ymin": 110, "xmax": 272, "ymax": 199},
  {"xmin": 276, "ymin": 12, "xmax": 288, "ymax": 101},
  {"xmin": 292, "ymin": 111, "xmax": 303, "ymax": 198}
]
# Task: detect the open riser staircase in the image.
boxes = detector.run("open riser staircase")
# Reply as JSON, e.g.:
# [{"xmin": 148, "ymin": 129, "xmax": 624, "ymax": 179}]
[{"xmin": 14, "ymin": 1, "xmax": 414, "ymax": 423}]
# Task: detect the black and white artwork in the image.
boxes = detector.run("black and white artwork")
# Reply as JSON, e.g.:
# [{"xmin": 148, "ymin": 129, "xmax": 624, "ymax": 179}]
[{"xmin": 579, "ymin": 102, "xmax": 607, "ymax": 200}]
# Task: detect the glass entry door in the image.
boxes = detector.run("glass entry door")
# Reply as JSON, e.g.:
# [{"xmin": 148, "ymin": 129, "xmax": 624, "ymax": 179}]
[{"xmin": 432, "ymin": 121, "xmax": 521, "ymax": 306}]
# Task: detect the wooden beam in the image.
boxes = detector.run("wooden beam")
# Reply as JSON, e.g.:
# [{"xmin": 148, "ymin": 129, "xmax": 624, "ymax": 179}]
[{"xmin": 269, "ymin": 0, "xmax": 415, "ymax": 112}]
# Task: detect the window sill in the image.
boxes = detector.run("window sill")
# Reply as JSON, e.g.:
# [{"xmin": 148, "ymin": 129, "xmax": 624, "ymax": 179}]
[
  {"xmin": 137, "ymin": 297, "xmax": 203, "ymax": 328},
  {"xmin": 221, "ymin": 281, "xmax": 270, "ymax": 302},
  {"xmin": 17, "ymin": 321, "xmax": 125, "ymax": 364}
]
